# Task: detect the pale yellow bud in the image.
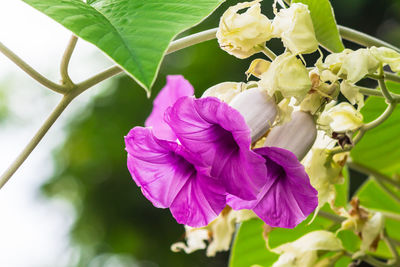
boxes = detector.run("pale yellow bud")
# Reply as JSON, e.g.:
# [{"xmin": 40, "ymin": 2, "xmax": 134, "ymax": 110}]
[
  {"xmin": 340, "ymin": 48, "xmax": 380, "ymax": 83},
  {"xmin": 370, "ymin": 46, "xmax": 400, "ymax": 72},
  {"xmin": 304, "ymin": 148, "xmax": 346, "ymax": 215},
  {"xmin": 217, "ymin": 0, "xmax": 273, "ymax": 59},
  {"xmin": 271, "ymin": 230, "xmax": 343, "ymax": 267},
  {"xmin": 319, "ymin": 102, "xmax": 363, "ymax": 133},
  {"xmin": 360, "ymin": 212, "xmax": 384, "ymax": 252},
  {"xmin": 259, "ymin": 52, "xmax": 311, "ymax": 102},
  {"xmin": 246, "ymin": 58, "xmax": 271, "ymax": 79},
  {"xmin": 202, "ymin": 82, "xmax": 244, "ymax": 103},
  {"xmin": 171, "ymin": 207, "xmax": 256, "ymax": 257},
  {"xmin": 272, "ymin": 3, "xmax": 318, "ymax": 55}
]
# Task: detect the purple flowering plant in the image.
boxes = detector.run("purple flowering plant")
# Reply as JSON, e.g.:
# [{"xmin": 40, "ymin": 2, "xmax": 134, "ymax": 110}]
[
  {"xmin": 1, "ymin": 0, "xmax": 400, "ymax": 266},
  {"xmin": 125, "ymin": 75, "xmax": 318, "ymax": 228}
]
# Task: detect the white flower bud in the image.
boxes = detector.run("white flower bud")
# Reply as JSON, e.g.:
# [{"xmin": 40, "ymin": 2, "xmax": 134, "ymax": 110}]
[
  {"xmin": 360, "ymin": 212, "xmax": 384, "ymax": 252},
  {"xmin": 171, "ymin": 208, "xmax": 256, "ymax": 257},
  {"xmin": 217, "ymin": 0, "xmax": 273, "ymax": 59},
  {"xmin": 340, "ymin": 48, "xmax": 380, "ymax": 83},
  {"xmin": 319, "ymin": 48, "xmax": 380, "ymax": 83},
  {"xmin": 264, "ymin": 111, "xmax": 317, "ymax": 160},
  {"xmin": 259, "ymin": 52, "xmax": 312, "ymax": 102},
  {"xmin": 271, "ymin": 230, "xmax": 343, "ymax": 267},
  {"xmin": 304, "ymin": 148, "xmax": 346, "ymax": 215},
  {"xmin": 272, "ymin": 3, "xmax": 318, "ymax": 55},
  {"xmin": 369, "ymin": 46, "xmax": 400, "ymax": 72},
  {"xmin": 202, "ymin": 82, "xmax": 243, "ymax": 103},
  {"xmin": 229, "ymin": 87, "xmax": 278, "ymax": 143},
  {"xmin": 319, "ymin": 102, "xmax": 363, "ymax": 133}
]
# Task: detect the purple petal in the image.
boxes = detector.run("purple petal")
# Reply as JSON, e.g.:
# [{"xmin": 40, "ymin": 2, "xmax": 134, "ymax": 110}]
[
  {"xmin": 228, "ymin": 147, "xmax": 318, "ymax": 228},
  {"xmin": 165, "ymin": 96, "xmax": 267, "ymax": 200},
  {"xmin": 125, "ymin": 127, "xmax": 225, "ymax": 227},
  {"xmin": 145, "ymin": 75, "xmax": 194, "ymax": 140}
]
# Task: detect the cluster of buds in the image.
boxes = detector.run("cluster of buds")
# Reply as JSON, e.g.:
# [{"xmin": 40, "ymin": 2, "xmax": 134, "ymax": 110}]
[
  {"xmin": 217, "ymin": 0, "xmax": 318, "ymax": 59},
  {"xmin": 126, "ymin": 0, "xmax": 399, "ymax": 262}
]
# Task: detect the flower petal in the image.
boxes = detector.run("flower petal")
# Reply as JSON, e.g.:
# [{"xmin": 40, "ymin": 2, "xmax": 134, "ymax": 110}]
[
  {"xmin": 165, "ymin": 96, "xmax": 267, "ymax": 200},
  {"xmin": 125, "ymin": 127, "xmax": 225, "ymax": 227},
  {"xmin": 228, "ymin": 147, "xmax": 318, "ymax": 228},
  {"xmin": 170, "ymin": 173, "xmax": 226, "ymax": 227},
  {"xmin": 145, "ymin": 75, "xmax": 194, "ymax": 140}
]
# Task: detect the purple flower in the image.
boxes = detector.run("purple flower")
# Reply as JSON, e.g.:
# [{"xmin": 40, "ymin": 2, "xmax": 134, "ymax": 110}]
[
  {"xmin": 227, "ymin": 146, "xmax": 318, "ymax": 228},
  {"xmin": 145, "ymin": 75, "xmax": 194, "ymax": 140},
  {"xmin": 125, "ymin": 127, "xmax": 226, "ymax": 227},
  {"xmin": 165, "ymin": 96, "xmax": 268, "ymax": 201},
  {"xmin": 125, "ymin": 75, "xmax": 318, "ymax": 229}
]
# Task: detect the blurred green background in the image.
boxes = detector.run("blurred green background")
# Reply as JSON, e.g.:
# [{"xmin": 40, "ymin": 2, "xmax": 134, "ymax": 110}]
[{"xmin": 35, "ymin": 0, "xmax": 400, "ymax": 266}]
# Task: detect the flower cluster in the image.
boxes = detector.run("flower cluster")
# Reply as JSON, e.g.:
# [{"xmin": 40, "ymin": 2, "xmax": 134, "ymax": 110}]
[
  {"xmin": 217, "ymin": 0, "xmax": 318, "ymax": 59},
  {"xmin": 125, "ymin": 75, "xmax": 318, "ymax": 228}
]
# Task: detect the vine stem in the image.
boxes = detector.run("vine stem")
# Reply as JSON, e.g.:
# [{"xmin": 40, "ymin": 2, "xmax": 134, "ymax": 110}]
[
  {"xmin": 347, "ymin": 161, "xmax": 400, "ymax": 189},
  {"xmin": 0, "ymin": 95, "xmax": 74, "ymax": 188},
  {"xmin": 358, "ymin": 86, "xmax": 400, "ymax": 101},
  {"xmin": 0, "ymin": 28, "xmax": 222, "ymax": 189},
  {"xmin": 0, "ymin": 41, "xmax": 67, "ymax": 94},
  {"xmin": 261, "ymin": 45, "xmax": 277, "ymax": 61},
  {"xmin": 338, "ymin": 25, "xmax": 400, "ymax": 53},
  {"xmin": 60, "ymin": 35, "xmax": 78, "ymax": 88}
]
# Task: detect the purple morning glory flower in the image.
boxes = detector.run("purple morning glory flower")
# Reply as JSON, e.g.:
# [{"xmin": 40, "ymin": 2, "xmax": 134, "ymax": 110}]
[
  {"xmin": 125, "ymin": 127, "xmax": 226, "ymax": 227},
  {"xmin": 145, "ymin": 75, "xmax": 194, "ymax": 140},
  {"xmin": 227, "ymin": 146, "xmax": 318, "ymax": 228},
  {"xmin": 165, "ymin": 96, "xmax": 268, "ymax": 201},
  {"xmin": 125, "ymin": 75, "xmax": 317, "ymax": 229}
]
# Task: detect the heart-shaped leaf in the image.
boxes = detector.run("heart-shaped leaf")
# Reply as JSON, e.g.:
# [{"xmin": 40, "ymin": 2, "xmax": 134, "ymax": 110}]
[{"xmin": 22, "ymin": 0, "xmax": 224, "ymax": 94}]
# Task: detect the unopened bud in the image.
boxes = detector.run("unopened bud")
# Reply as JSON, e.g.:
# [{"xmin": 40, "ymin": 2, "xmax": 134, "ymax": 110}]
[
  {"xmin": 259, "ymin": 52, "xmax": 311, "ymax": 103},
  {"xmin": 229, "ymin": 87, "xmax": 278, "ymax": 143},
  {"xmin": 202, "ymin": 82, "xmax": 243, "ymax": 103},
  {"xmin": 264, "ymin": 111, "xmax": 317, "ymax": 160},
  {"xmin": 272, "ymin": 3, "xmax": 318, "ymax": 55},
  {"xmin": 217, "ymin": 0, "xmax": 273, "ymax": 59}
]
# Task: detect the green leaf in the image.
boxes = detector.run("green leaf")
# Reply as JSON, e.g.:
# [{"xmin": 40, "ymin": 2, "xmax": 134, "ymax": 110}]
[
  {"xmin": 22, "ymin": 0, "xmax": 224, "ymax": 93},
  {"xmin": 229, "ymin": 216, "xmax": 332, "ymax": 267},
  {"xmin": 351, "ymin": 85, "xmax": 400, "ymax": 176},
  {"xmin": 229, "ymin": 219, "xmax": 278, "ymax": 267},
  {"xmin": 357, "ymin": 179, "xmax": 400, "ymax": 214},
  {"xmin": 292, "ymin": 0, "xmax": 344, "ymax": 52}
]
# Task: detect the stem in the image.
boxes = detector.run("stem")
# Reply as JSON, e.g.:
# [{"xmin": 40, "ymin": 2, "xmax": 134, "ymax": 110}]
[
  {"xmin": 318, "ymin": 210, "xmax": 344, "ymax": 223},
  {"xmin": 378, "ymin": 67, "xmax": 394, "ymax": 102},
  {"xmin": 0, "ymin": 28, "xmax": 222, "ymax": 188},
  {"xmin": 358, "ymin": 86, "xmax": 400, "ymax": 100},
  {"xmin": 60, "ymin": 35, "xmax": 78, "ymax": 88},
  {"xmin": 383, "ymin": 231, "xmax": 400, "ymax": 263},
  {"xmin": 372, "ymin": 175, "xmax": 400, "ymax": 204},
  {"xmin": 347, "ymin": 161, "xmax": 400, "ymax": 190},
  {"xmin": 75, "ymin": 65, "xmax": 122, "ymax": 95},
  {"xmin": 363, "ymin": 103, "xmax": 396, "ymax": 130},
  {"xmin": 0, "ymin": 41, "xmax": 67, "ymax": 94},
  {"xmin": 166, "ymin": 28, "xmax": 218, "ymax": 54},
  {"xmin": 338, "ymin": 25, "xmax": 400, "ymax": 53},
  {"xmin": 0, "ymin": 95, "xmax": 75, "ymax": 188},
  {"xmin": 384, "ymin": 72, "xmax": 400, "ymax": 84},
  {"xmin": 261, "ymin": 45, "xmax": 277, "ymax": 61}
]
